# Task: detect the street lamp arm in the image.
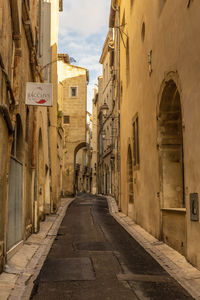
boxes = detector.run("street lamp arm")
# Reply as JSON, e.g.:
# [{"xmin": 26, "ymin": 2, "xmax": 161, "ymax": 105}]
[{"xmin": 40, "ymin": 58, "xmax": 62, "ymax": 71}]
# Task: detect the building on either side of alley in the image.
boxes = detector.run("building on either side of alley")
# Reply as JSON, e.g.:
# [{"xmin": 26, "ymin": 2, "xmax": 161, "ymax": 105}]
[
  {"xmin": 96, "ymin": 27, "xmax": 120, "ymax": 201},
  {"xmin": 0, "ymin": 0, "xmax": 63, "ymax": 273},
  {"xmin": 94, "ymin": 0, "xmax": 200, "ymax": 271}
]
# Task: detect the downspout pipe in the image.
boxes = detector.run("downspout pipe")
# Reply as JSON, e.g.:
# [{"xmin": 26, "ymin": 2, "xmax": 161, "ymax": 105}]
[{"xmin": 117, "ymin": 5, "xmax": 121, "ymax": 211}]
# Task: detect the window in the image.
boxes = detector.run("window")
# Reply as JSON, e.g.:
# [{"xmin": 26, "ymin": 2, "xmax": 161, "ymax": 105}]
[
  {"xmin": 141, "ymin": 22, "xmax": 145, "ymax": 42},
  {"xmin": 133, "ymin": 116, "xmax": 139, "ymax": 167},
  {"xmin": 126, "ymin": 37, "xmax": 130, "ymax": 84},
  {"xmin": 59, "ymin": 0, "xmax": 63, "ymax": 11},
  {"xmin": 109, "ymin": 48, "xmax": 114, "ymax": 67},
  {"xmin": 70, "ymin": 86, "xmax": 78, "ymax": 98},
  {"xmin": 63, "ymin": 115, "xmax": 70, "ymax": 124},
  {"xmin": 106, "ymin": 63, "xmax": 108, "ymax": 81}
]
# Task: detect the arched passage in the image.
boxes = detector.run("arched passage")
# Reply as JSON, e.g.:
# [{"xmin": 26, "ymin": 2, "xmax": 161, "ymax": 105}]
[
  {"xmin": 73, "ymin": 142, "xmax": 88, "ymax": 194},
  {"xmin": 74, "ymin": 142, "xmax": 87, "ymax": 159},
  {"xmin": 127, "ymin": 144, "xmax": 134, "ymax": 217},
  {"xmin": 158, "ymin": 79, "xmax": 186, "ymax": 255},
  {"xmin": 158, "ymin": 80, "xmax": 184, "ymax": 208}
]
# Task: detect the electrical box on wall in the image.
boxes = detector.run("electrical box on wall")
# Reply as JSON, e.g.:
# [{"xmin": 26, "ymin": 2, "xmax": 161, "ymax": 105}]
[{"xmin": 190, "ymin": 193, "xmax": 199, "ymax": 221}]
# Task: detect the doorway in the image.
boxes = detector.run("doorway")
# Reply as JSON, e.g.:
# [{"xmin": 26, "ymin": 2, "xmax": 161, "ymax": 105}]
[
  {"xmin": 158, "ymin": 80, "xmax": 184, "ymax": 208},
  {"xmin": 158, "ymin": 79, "xmax": 186, "ymax": 254},
  {"xmin": 7, "ymin": 115, "xmax": 23, "ymax": 251}
]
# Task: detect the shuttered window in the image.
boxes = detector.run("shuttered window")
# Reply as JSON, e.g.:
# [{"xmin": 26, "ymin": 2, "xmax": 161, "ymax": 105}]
[{"xmin": 64, "ymin": 116, "xmax": 70, "ymax": 124}]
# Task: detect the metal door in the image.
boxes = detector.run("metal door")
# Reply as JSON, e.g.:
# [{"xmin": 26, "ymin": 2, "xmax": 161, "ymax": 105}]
[{"xmin": 7, "ymin": 157, "xmax": 23, "ymax": 251}]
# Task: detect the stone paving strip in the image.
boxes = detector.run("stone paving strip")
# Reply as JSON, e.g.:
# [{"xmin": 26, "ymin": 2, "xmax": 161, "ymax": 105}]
[
  {"xmin": 1, "ymin": 195, "xmax": 200, "ymax": 300},
  {"xmin": 0, "ymin": 198, "xmax": 74, "ymax": 300},
  {"xmin": 106, "ymin": 196, "xmax": 200, "ymax": 300}
]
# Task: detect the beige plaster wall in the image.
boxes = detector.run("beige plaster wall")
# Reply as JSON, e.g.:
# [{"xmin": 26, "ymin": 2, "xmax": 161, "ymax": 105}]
[{"xmin": 119, "ymin": 0, "xmax": 200, "ymax": 267}]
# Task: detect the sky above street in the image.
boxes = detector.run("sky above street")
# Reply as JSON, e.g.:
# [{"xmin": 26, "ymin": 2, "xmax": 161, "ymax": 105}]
[{"xmin": 58, "ymin": 0, "xmax": 111, "ymax": 113}]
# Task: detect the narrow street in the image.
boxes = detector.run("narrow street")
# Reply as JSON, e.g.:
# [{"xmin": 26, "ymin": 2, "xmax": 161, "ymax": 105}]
[{"xmin": 31, "ymin": 194, "xmax": 193, "ymax": 300}]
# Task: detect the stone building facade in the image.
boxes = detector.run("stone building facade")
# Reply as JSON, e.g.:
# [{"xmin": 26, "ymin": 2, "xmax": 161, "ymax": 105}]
[
  {"xmin": 0, "ymin": 0, "xmax": 62, "ymax": 273},
  {"xmin": 98, "ymin": 30, "xmax": 114, "ymax": 196},
  {"xmin": 107, "ymin": 0, "xmax": 200, "ymax": 269},
  {"xmin": 97, "ymin": 28, "xmax": 120, "ymax": 201},
  {"xmin": 57, "ymin": 57, "xmax": 89, "ymax": 196}
]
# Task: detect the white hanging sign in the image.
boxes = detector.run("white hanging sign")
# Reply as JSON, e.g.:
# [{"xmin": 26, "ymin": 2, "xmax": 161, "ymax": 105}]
[{"xmin": 26, "ymin": 82, "xmax": 53, "ymax": 106}]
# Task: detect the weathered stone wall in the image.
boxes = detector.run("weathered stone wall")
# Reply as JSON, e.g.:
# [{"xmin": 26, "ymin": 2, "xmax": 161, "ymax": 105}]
[
  {"xmin": 58, "ymin": 62, "xmax": 87, "ymax": 196},
  {"xmin": 0, "ymin": 0, "xmax": 53, "ymax": 270}
]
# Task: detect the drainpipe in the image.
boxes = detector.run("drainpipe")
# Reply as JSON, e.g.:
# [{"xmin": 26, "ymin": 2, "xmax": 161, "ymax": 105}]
[
  {"xmin": 47, "ymin": 107, "xmax": 53, "ymax": 213},
  {"xmin": 32, "ymin": 106, "xmax": 39, "ymax": 233},
  {"xmin": 30, "ymin": 46, "xmax": 41, "ymax": 233},
  {"xmin": 115, "ymin": 4, "xmax": 121, "ymax": 211}
]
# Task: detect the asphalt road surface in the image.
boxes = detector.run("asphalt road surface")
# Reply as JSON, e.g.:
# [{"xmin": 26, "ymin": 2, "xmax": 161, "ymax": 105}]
[{"xmin": 31, "ymin": 193, "xmax": 193, "ymax": 300}]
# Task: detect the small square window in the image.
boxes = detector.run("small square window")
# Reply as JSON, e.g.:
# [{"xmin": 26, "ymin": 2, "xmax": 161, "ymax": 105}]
[
  {"xmin": 70, "ymin": 86, "xmax": 78, "ymax": 98},
  {"xmin": 64, "ymin": 116, "xmax": 70, "ymax": 124}
]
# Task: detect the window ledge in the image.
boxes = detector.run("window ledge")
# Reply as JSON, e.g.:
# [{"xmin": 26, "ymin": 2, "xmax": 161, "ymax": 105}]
[{"xmin": 161, "ymin": 208, "xmax": 186, "ymax": 213}]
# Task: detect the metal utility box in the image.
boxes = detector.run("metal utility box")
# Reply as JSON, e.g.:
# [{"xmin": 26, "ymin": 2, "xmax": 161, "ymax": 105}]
[{"xmin": 190, "ymin": 193, "xmax": 199, "ymax": 221}]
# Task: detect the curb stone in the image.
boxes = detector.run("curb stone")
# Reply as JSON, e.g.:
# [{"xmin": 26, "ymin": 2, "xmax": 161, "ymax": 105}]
[{"xmin": 106, "ymin": 195, "xmax": 200, "ymax": 300}]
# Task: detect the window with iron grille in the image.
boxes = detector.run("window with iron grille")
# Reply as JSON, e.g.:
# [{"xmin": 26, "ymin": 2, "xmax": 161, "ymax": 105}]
[{"xmin": 63, "ymin": 115, "xmax": 70, "ymax": 124}]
